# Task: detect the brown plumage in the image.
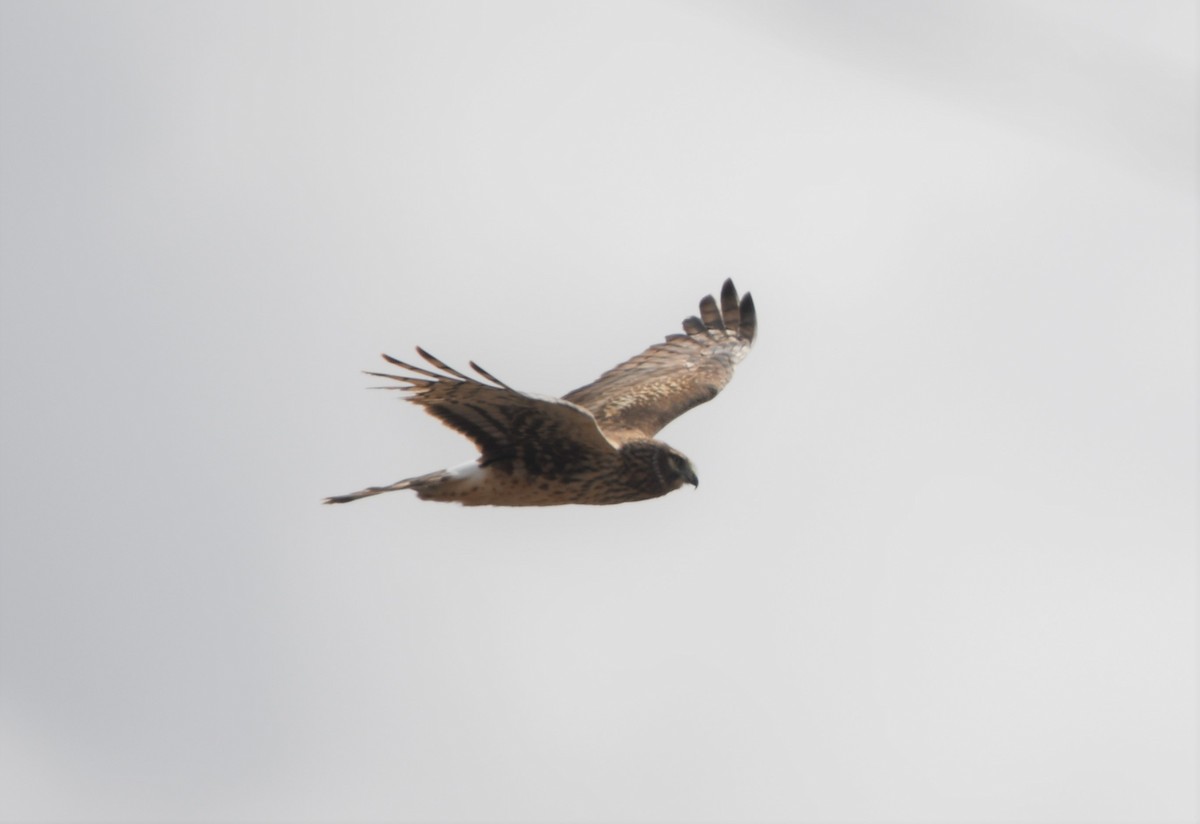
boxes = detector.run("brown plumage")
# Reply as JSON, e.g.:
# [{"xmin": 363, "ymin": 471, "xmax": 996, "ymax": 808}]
[{"xmin": 324, "ymin": 279, "xmax": 756, "ymax": 506}]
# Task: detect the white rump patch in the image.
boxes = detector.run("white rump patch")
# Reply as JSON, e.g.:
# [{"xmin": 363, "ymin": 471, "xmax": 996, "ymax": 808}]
[{"xmin": 447, "ymin": 461, "xmax": 484, "ymax": 482}]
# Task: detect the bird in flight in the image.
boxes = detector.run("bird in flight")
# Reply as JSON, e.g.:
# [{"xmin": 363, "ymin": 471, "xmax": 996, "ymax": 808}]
[{"xmin": 325, "ymin": 279, "xmax": 756, "ymax": 506}]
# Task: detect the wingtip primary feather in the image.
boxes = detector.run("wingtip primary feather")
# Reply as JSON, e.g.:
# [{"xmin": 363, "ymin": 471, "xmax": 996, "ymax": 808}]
[
  {"xmin": 380, "ymin": 352, "xmax": 447, "ymax": 381},
  {"xmin": 468, "ymin": 360, "xmax": 512, "ymax": 389},
  {"xmin": 682, "ymin": 280, "xmax": 757, "ymax": 342},
  {"xmin": 739, "ymin": 292, "xmax": 756, "ymax": 344},
  {"xmin": 699, "ymin": 294, "xmax": 726, "ymax": 331},
  {"xmin": 720, "ymin": 279, "xmax": 740, "ymax": 332},
  {"xmin": 376, "ymin": 350, "xmax": 513, "ymax": 390},
  {"xmin": 415, "ymin": 347, "xmax": 471, "ymax": 381}
]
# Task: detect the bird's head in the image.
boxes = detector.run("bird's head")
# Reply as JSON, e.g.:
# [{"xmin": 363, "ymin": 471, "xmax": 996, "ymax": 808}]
[
  {"xmin": 658, "ymin": 445, "xmax": 699, "ymax": 490},
  {"xmin": 619, "ymin": 440, "xmax": 700, "ymax": 498},
  {"xmin": 676, "ymin": 455, "xmax": 700, "ymax": 489}
]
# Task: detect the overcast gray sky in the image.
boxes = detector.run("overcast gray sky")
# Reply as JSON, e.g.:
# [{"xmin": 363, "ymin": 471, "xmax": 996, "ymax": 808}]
[{"xmin": 0, "ymin": 2, "xmax": 1195, "ymax": 822}]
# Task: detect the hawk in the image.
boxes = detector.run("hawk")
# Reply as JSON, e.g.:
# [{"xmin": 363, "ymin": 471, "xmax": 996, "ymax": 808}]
[{"xmin": 325, "ymin": 279, "xmax": 756, "ymax": 506}]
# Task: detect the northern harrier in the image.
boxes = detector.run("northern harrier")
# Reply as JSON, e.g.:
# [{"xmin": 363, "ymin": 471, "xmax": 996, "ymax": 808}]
[{"xmin": 325, "ymin": 279, "xmax": 756, "ymax": 506}]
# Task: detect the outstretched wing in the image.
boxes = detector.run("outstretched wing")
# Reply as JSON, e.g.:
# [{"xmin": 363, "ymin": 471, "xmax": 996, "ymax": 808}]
[
  {"xmin": 561, "ymin": 279, "xmax": 756, "ymax": 443},
  {"xmin": 366, "ymin": 348, "xmax": 619, "ymax": 474}
]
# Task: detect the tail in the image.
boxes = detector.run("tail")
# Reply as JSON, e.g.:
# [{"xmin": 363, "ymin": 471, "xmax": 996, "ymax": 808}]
[{"xmin": 323, "ymin": 470, "xmax": 445, "ymax": 504}]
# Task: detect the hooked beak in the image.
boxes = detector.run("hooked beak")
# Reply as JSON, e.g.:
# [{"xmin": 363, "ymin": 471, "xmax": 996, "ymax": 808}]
[{"xmin": 682, "ymin": 465, "xmax": 699, "ymax": 488}]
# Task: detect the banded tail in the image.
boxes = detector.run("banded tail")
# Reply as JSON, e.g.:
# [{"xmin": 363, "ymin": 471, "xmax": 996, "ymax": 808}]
[{"xmin": 323, "ymin": 469, "xmax": 454, "ymax": 504}]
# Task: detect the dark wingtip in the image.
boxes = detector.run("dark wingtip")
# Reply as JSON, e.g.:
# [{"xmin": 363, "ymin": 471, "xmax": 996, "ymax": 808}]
[
  {"xmin": 413, "ymin": 347, "xmax": 470, "ymax": 381},
  {"xmin": 414, "ymin": 346, "xmax": 448, "ymax": 371},
  {"xmin": 720, "ymin": 279, "xmax": 740, "ymax": 332},
  {"xmin": 468, "ymin": 360, "xmax": 512, "ymax": 389},
  {"xmin": 739, "ymin": 292, "xmax": 756, "ymax": 344},
  {"xmin": 699, "ymin": 294, "xmax": 725, "ymax": 331}
]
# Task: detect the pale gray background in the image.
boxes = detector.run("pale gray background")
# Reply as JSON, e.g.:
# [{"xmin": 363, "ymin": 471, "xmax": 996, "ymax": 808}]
[{"xmin": 0, "ymin": 2, "xmax": 1195, "ymax": 822}]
